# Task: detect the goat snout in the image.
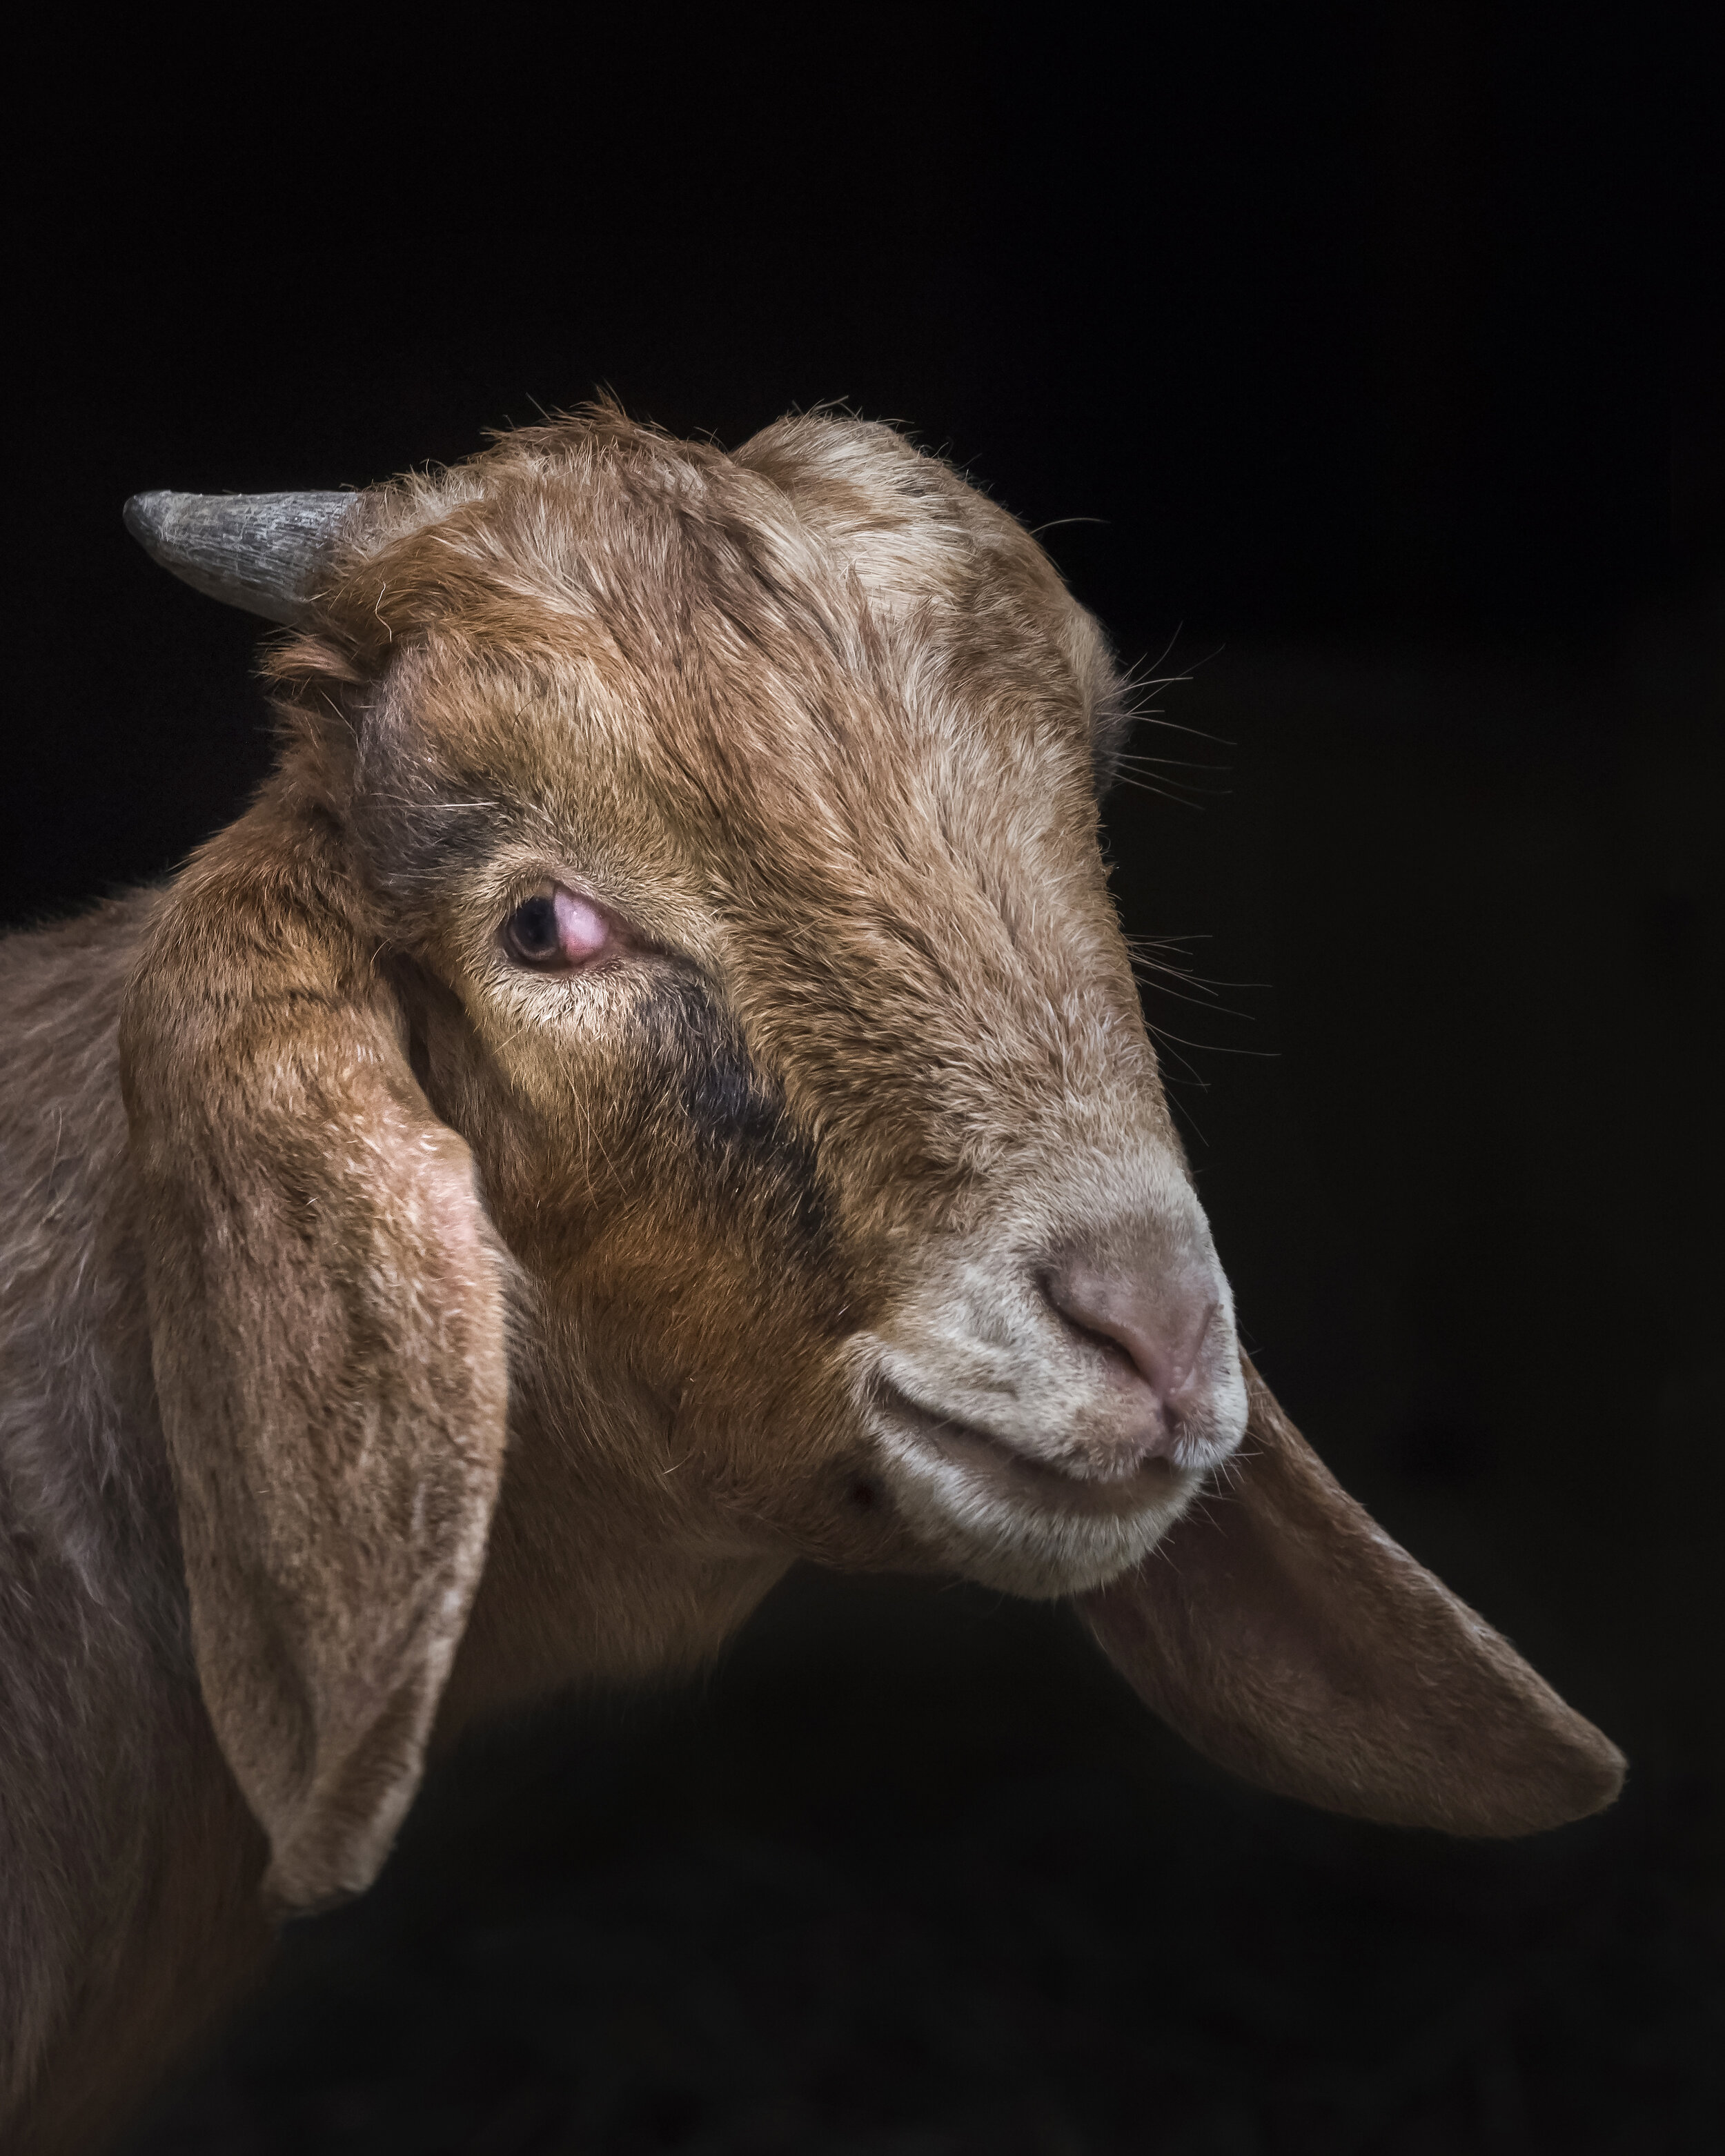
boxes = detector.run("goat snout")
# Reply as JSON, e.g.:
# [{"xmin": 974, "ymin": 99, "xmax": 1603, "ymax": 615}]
[{"xmin": 1043, "ymin": 1258, "xmax": 1221, "ymax": 1461}]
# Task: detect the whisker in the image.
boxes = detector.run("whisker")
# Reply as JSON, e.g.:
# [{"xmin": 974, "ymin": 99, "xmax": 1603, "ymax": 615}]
[
  {"xmin": 1135, "ymin": 978, "xmax": 1258, "ymax": 1022},
  {"xmin": 1146, "ymin": 1023, "xmax": 1279, "ymax": 1060},
  {"xmin": 1114, "ymin": 752, "xmax": 1230, "ymax": 773},
  {"xmin": 1110, "ymin": 773, "xmax": 1206, "ymax": 810},
  {"xmin": 1029, "ymin": 514, "xmax": 1110, "ymax": 537}
]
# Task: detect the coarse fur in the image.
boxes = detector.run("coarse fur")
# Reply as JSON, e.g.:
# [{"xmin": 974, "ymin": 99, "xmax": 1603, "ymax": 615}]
[{"xmin": 0, "ymin": 407, "xmax": 1623, "ymax": 2149}]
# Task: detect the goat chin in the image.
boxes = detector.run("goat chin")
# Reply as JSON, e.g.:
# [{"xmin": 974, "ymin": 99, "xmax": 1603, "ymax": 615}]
[{"xmin": 874, "ymin": 1433, "xmax": 1205, "ymax": 1600}]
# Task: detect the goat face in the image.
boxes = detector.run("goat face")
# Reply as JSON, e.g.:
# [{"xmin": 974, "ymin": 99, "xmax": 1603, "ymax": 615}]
[
  {"xmin": 119, "ymin": 408, "xmax": 1620, "ymax": 1919},
  {"xmin": 292, "ymin": 413, "xmax": 1245, "ymax": 1603}
]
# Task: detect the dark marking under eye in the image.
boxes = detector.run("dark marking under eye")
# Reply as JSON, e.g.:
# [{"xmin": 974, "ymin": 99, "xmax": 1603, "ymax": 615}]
[{"xmin": 636, "ymin": 973, "xmax": 831, "ymax": 1255}]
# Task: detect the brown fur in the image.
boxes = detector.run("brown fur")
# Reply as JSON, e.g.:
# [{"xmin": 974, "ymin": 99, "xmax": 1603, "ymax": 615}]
[{"xmin": 0, "ymin": 408, "xmax": 1621, "ymax": 2146}]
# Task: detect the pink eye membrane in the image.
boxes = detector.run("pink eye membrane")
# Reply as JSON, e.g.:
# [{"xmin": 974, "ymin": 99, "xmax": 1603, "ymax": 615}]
[{"xmin": 501, "ymin": 887, "xmax": 613, "ymax": 969}]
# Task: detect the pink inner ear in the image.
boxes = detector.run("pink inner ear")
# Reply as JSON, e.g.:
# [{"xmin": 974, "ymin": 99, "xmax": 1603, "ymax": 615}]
[{"xmin": 553, "ymin": 888, "xmax": 611, "ymax": 962}]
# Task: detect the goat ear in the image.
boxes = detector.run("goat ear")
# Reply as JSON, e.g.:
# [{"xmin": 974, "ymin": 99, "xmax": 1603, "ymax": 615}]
[
  {"xmin": 121, "ymin": 790, "xmax": 510, "ymax": 1913},
  {"xmin": 1077, "ymin": 1357, "xmax": 1624, "ymax": 1835}
]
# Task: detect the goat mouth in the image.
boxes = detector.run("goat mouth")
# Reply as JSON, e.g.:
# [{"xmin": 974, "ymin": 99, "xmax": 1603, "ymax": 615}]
[{"xmin": 869, "ymin": 1379, "xmax": 1185, "ymax": 1522}]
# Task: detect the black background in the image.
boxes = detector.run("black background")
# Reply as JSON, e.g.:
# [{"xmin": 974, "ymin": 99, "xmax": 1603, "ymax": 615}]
[{"xmin": 7, "ymin": 6, "xmax": 1721, "ymax": 2150}]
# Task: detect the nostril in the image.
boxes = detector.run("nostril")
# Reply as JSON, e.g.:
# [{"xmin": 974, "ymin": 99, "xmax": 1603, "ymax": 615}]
[
  {"xmin": 1040, "ymin": 1274, "xmax": 1143, "ymax": 1376},
  {"xmin": 1042, "ymin": 1260, "xmax": 1218, "ymax": 1413}
]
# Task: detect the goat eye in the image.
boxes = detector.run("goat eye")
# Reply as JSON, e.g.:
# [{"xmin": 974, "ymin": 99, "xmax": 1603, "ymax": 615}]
[
  {"xmin": 503, "ymin": 896, "xmax": 560, "ymax": 963},
  {"xmin": 501, "ymin": 887, "xmax": 611, "ymax": 969}
]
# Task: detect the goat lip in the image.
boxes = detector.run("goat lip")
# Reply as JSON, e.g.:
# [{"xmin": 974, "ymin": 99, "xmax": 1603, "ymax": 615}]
[{"xmin": 870, "ymin": 1381, "xmax": 1183, "ymax": 1521}]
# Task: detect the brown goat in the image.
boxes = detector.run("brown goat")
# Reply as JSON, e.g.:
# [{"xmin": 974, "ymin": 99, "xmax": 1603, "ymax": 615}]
[{"xmin": 0, "ymin": 406, "xmax": 1622, "ymax": 2150}]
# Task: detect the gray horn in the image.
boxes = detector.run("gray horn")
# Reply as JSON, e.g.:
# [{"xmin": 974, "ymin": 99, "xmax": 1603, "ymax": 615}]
[{"xmin": 122, "ymin": 490, "xmax": 359, "ymax": 624}]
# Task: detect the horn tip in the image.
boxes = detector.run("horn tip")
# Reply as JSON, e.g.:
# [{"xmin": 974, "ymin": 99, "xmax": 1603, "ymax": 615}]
[
  {"xmin": 123, "ymin": 491, "xmax": 172, "ymax": 552},
  {"xmin": 119, "ymin": 486, "xmax": 354, "ymax": 622}
]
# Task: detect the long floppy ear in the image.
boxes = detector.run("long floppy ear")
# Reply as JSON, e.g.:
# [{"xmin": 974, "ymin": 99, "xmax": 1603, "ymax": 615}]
[
  {"xmin": 121, "ymin": 786, "xmax": 510, "ymax": 1912},
  {"xmin": 1078, "ymin": 1357, "xmax": 1624, "ymax": 1835}
]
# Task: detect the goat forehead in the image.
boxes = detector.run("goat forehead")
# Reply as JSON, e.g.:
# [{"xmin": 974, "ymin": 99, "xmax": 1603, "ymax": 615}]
[
  {"xmin": 379, "ymin": 593, "xmax": 1094, "ymax": 885},
  {"xmin": 361, "ymin": 443, "xmax": 1088, "ymax": 779}
]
